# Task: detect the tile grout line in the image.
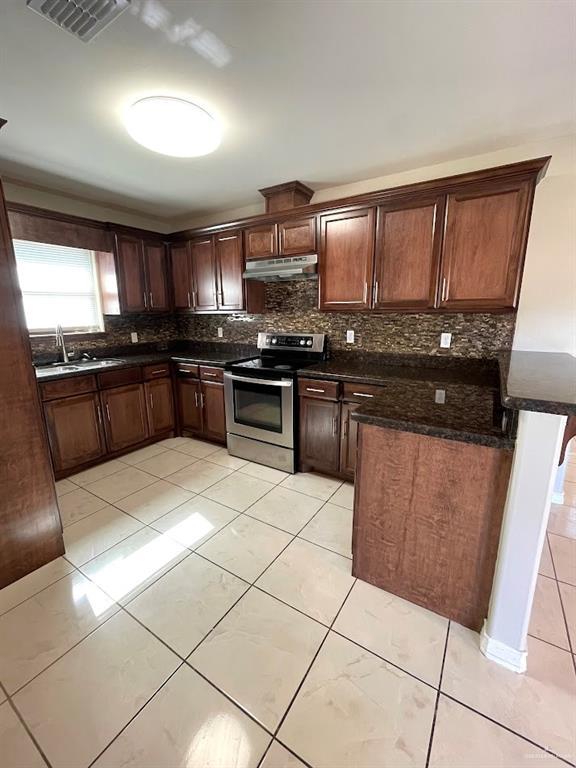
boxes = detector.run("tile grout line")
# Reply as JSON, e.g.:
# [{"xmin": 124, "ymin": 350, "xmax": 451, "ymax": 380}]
[
  {"xmin": 0, "ymin": 680, "xmax": 53, "ymax": 768},
  {"xmin": 425, "ymin": 619, "xmax": 450, "ymax": 768}
]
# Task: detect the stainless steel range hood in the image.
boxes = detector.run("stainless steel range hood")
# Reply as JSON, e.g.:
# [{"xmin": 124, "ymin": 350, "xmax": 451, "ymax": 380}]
[{"xmin": 243, "ymin": 254, "xmax": 318, "ymax": 282}]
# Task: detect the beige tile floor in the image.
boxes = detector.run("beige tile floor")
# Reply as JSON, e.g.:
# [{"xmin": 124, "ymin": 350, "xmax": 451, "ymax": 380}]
[{"xmin": 0, "ymin": 436, "xmax": 574, "ymax": 768}]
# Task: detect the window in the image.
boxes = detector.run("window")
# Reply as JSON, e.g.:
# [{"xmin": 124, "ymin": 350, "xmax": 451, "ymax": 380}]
[{"xmin": 13, "ymin": 240, "xmax": 104, "ymax": 334}]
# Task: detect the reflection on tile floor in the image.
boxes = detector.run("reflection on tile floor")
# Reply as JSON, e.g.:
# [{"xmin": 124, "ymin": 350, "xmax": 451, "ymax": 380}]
[{"xmin": 0, "ymin": 437, "xmax": 574, "ymax": 767}]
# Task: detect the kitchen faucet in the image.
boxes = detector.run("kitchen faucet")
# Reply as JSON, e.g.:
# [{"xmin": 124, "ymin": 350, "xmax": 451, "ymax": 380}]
[{"xmin": 55, "ymin": 324, "xmax": 69, "ymax": 363}]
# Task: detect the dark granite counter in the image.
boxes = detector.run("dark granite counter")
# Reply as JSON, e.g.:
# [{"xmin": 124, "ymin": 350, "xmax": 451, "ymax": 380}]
[
  {"xmin": 499, "ymin": 351, "xmax": 576, "ymax": 415},
  {"xmin": 34, "ymin": 342, "xmax": 256, "ymax": 382},
  {"xmin": 299, "ymin": 353, "xmax": 514, "ymax": 448}
]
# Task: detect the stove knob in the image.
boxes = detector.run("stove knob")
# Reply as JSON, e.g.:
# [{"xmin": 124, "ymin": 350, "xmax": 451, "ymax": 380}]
[
  {"xmin": 306, "ymin": 339, "xmax": 313, "ymax": 346},
  {"xmin": 299, "ymin": 339, "xmax": 306, "ymax": 346},
  {"xmin": 271, "ymin": 338, "xmax": 277, "ymax": 344}
]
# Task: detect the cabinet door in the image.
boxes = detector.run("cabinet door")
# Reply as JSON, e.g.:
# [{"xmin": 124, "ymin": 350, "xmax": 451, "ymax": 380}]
[
  {"xmin": 439, "ymin": 180, "xmax": 532, "ymax": 310},
  {"xmin": 299, "ymin": 396, "xmax": 341, "ymax": 473},
  {"xmin": 144, "ymin": 241, "xmax": 170, "ymax": 311},
  {"xmin": 244, "ymin": 223, "xmax": 277, "ymax": 259},
  {"xmin": 374, "ymin": 198, "xmax": 443, "ymax": 310},
  {"xmin": 201, "ymin": 382, "xmax": 226, "ymax": 442},
  {"xmin": 44, "ymin": 393, "xmax": 106, "ymax": 472},
  {"xmin": 340, "ymin": 402, "xmax": 360, "ymax": 478},
  {"xmin": 279, "ymin": 217, "xmax": 316, "ymax": 255},
  {"xmin": 191, "ymin": 237, "xmax": 218, "ymax": 311},
  {"xmin": 101, "ymin": 384, "xmax": 149, "ymax": 452},
  {"xmin": 145, "ymin": 378, "xmax": 174, "ymax": 436},
  {"xmin": 215, "ymin": 230, "xmax": 244, "ymax": 311},
  {"xmin": 319, "ymin": 208, "xmax": 375, "ymax": 311},
  {"xmin": 177, "ymin": 378, "xmax": 202, "ymax": 431},
  {"xmin": 170, "ymin": 242, "xmax": 192, "ymax": 311},
  {"xmin": 115, "ymin": 235, "xmax": 146, "ymax": 312}
]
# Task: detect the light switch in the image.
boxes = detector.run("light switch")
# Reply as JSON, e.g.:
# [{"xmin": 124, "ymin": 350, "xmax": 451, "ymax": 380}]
[
  {"xmin": 130, "ymin": 332, "xmax": 138, "ymax": 343},
  {"xmin": 346, "ymin": 330, "xmax": 355, "ymax": 344},
  {"xmin": 435, "ymin": 389, "xmax": 446, "ymax": 404},
  {"xmin": 440, "ymin": 332, "xmax": 452, "ymax": 349},
  {"xmin": 217, "ymin": 327, "xmax": 224, "ymax": 338}
]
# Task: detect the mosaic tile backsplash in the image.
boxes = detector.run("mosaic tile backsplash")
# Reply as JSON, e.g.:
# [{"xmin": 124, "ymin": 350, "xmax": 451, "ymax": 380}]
[
  {"xmin": 178, "ymin": 281, "xmax": 515, "ymax": 359},
  {"xmin": 31, "ymin": 282, "xmax": 515, "ymax": 361}
]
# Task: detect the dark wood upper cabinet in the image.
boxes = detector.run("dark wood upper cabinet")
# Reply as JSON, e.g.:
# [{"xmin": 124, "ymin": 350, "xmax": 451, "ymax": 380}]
[
  {"xmin": 215, "ymin": 230, "xmax": 244, "ymax": 311},
  {"xmin": 115, "ymin": 234, "xmax": 147, "ymax": 312},
  {"xmin": 374, "ymin": 197, "xmax": 444, "ymax": 310},
  {"xmin": 191, "ymin": 237, "xmax": 218, "ymax": 311},
  {"xmin": 44, "ymin": 393, "xmax": 106, "ymax": 472},
  {"xmin": 319, "ymin": 208, "xmax": 376, "ymax": 311},
  {"xmin": 201, "ymin": 381, "xmax": 226, "ymax": 442},
  {"xmin": 279, "ymin": 217, "xmax": 316, "ymax": 255},
  {"xmin": 245, "ymin": 223, "xmax": 277, "ymax": 259},
  {"xmin": 438, "ymin": 180, "xmax": 532, "ymax": 311},
  {"xmin": 170, "ymin": 241, "xmax": 192, "ymax": 310},
  {"xmin": 144, "ymin": 241, "xmax": 169, "ymax": 311},
  {"xmin": 299, "ymin": 396, "xmax": 341, "ymax": 474},
  {"xmin": 145, "ymin": 378, "xmax": 174, "ymax": 435},
  {"xmin": 100, "ymin": 384, "xmax": 149, "ymax": 452}
]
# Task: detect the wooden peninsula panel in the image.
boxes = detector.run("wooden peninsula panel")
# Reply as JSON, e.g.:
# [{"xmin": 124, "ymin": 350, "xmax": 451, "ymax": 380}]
[{"xmin": 352, "ymin": 423, "xmax": 512, "ymax": 630}]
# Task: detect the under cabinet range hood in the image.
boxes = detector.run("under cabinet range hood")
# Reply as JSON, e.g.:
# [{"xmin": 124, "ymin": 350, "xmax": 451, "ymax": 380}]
[{"xmin": 243, "ymin": 254, "xmax": 318, "ymax": 282}]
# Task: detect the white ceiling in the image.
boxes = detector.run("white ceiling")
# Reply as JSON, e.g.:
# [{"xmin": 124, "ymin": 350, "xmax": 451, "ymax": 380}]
[{"xmin": 0, "ymin": 0, "xmax": 574, "ymax": 224}]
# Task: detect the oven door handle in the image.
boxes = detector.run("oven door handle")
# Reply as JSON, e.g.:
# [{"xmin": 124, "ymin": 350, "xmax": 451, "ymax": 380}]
[{"xmin": 224, "ymin": 372, "xmax": 293, "ymax": 388}]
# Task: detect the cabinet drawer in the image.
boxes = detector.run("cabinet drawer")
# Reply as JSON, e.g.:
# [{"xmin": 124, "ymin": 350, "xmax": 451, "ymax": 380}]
[
  {"xmin": 175, "ymin": 363, "xmax": 199, "ymax": 377},
  {"xmin": 298, "ymin": 378, "xmax": 340, "ymax": 400},
  {"xmin": 40, "ymin": 374, "xmax": 97, "ymax": 401},
  {"xmin": 200, "ymin": 366, "xmax": 224, "ymax": 382},
  {"xmin": 98, "ymin": 366, "xmax": 142, "ymax": 389},
  {"xmin": 342, "ymin": 382, "xmax": 384, "ymax": 402},
  {"xmin": 143, "ymin": 363, "xmax": 171, "ymax": 380}
]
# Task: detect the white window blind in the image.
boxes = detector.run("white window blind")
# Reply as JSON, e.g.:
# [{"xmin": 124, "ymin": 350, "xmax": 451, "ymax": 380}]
[{"xmin": 13, "ymin": 239, "xmax": 104, "ymax": 334}]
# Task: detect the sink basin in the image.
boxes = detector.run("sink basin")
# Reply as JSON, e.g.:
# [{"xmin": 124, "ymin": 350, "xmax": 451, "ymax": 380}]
[
  {"xmin": 36, "ymin": 364, "xmax": 83, "ymax": 377},
  {"xmin": 35, "ymin": 359, "xmax": 124, "ymax": 377},
  {"xmin": 77, "ymin": 359, "xmax": 124, "ymax": 369}
]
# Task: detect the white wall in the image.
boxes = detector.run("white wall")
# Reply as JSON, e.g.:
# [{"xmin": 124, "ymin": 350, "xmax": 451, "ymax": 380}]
[{"xmin": 178, "ymin": 134, "xmax": 576, "ymax": 356}]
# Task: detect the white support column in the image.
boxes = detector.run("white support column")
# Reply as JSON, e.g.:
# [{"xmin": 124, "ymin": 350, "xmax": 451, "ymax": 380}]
[{"xmin": 481, "ymin": 409, "xmax": 566, "ymax": 673}]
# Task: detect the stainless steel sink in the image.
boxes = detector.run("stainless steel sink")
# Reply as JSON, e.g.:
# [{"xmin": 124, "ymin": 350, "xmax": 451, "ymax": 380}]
[
  {"xmin": 36, "ymin": 364, "xmax": 83, "ymax": 377},
  {"xmin": 77, "ymin": 359, "xmax": 124, "ymax": 370},
  {"xmin": 35, "ymin": 359, "xmax": 124, "ymax": 377}
]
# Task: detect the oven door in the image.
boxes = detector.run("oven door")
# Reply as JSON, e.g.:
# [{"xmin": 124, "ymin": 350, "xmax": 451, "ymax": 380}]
[{"xmin": 224, "ymin": 372, "xmax": 294, "ymax": 449}]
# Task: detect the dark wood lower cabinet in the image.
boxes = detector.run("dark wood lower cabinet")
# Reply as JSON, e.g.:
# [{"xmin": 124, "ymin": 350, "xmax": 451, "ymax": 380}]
[
  {"xmin": 299, "ymin": 396, "xmax": 341, "ymax": 474},
  {"xmin": 101, "ymin": 384, "xmax": 149, "ymax": 452},
  {"xmin": 44, "ymin": 393, "xmax": 106, "ymax": 472},
  {"xmin": 340, "ymin": 401, "xmax": 360, "ymax": 477},
  {"xmin": 145, "ymin": 378, "xmax": 174, "ymax": 435},
  {"xmin": 201, "ymin": 382, "xmax": 226, "ymax": 442},
  {"xmin": 178, "ymin": 378, "xmax": 203, "ymax": 431}
]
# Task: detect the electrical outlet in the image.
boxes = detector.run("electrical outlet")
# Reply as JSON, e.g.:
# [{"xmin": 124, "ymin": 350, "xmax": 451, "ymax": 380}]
[
  {"xmin": 440, "ymin": 332, "xmax": 452, "ymax": 349},
  {"xmin": 346, "ymin": 329, "xmax": 355, "ymax": 344},
  {"xmin": 130, "ymin": 332, "xmax": 138, "ymax": 343},
  {"xmin": 435, "ymin": 389, "xmax": 446, "ymax": 404},
  {"xmin": 217, "ymin": 327, "xmax": 223, "ymax": 338}
]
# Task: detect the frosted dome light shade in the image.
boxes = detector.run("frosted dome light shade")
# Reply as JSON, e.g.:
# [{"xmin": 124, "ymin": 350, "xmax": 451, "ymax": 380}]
[{"xmin": 125, "ymin": 97, "xmax": 221, "ymax": 157}]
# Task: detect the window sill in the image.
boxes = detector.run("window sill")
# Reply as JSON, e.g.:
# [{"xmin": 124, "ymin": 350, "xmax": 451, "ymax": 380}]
[{"xmin": 29, "ymin": 331, "xmax": 107, "ymax": 341}]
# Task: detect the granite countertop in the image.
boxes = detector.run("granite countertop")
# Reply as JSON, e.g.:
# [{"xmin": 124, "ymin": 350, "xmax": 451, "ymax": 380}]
[
  {"xmin": 34, "ymin": 343, "xmax": 256, "ymax": 382},
  {"xmin": 299, "ymin": 353, "xmax": 514, "ymax": 448},
  {"xmin": 499, "ymin": 351, "xmax": 576, "ymax": 415}
]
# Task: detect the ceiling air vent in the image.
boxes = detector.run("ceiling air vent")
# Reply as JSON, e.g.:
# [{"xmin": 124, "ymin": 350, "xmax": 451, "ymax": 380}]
[{"xmin": 27, "ymin": 0, "xmax": 130, "ymax": 43}]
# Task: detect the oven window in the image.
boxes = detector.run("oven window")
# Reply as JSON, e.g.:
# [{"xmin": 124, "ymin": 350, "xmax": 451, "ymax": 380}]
[{"xmin": 233, "ymin": 380, "xmax": 283, "ymax": 434}]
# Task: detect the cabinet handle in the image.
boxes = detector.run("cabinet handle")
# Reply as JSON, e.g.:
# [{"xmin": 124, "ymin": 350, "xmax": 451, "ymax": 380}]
[
  {"xmin": 105, "ymin": 403, "xmax": 111, "ymax": 421},
  {"xmin": 143, "ymin": 291, "xmax": 148, "ymax": 309},
  {"xmin": 96, "ymin": 404, "xmax": 103, "ymax": 425},
  {"xmin": 332, "ymin": 416, "xmax": 338, "ymax": 436},
  {"xmin": 194, "ymin": 391, "xmax": 199, "ymax": 407},
  {"xmin": 373, "ymin": 280, "xmax": 379, "ymax": 305},
  {"xmin": 187, "ymin": 291, "xmax": 191, "ymax": 308},
  {"xmin": 306, "ymin": 387, "xmax": 325, "ymax": 393},
  {"xmin": 200, "ymin": 393, "xmax": 205, "ymax": 408},
  {"xmin": 149, "ymin": 291, "xmax": 154, "ymax": 309},
  {"xmin": 342, "ymin": 419, "xmax": 348, "ymax": 438},
  {"xmin": 149, "ymin": 392, "xmax": 154, "ymax": 409},
  {"xmin": 441, "ymin": 277, "xmax": 447, "ymax": 302},
  {"xmin": 149, "ymin": 369, "xmax": 166, "ymax": 375},
  {"xmin": 203, "ymin": 372, "xmax": 217, "ymax": 377},
  {"xmin": 363, "ymin": 282, "xmax": 368, "ymax": 303},
  {"xmin": 352, "ymin": 392, "xmax": 374, "ymax": 398}
]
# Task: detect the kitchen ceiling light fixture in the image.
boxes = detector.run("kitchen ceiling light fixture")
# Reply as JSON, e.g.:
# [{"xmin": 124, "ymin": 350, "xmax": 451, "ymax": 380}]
[{"xmin": 125, "ymin": 96, "xmax": 221, "ymax": 158}]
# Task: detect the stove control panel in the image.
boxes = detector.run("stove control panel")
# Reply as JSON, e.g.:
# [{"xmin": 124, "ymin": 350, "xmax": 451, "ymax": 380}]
[{"xmin": 257, "ymin": 332, "xmax": 325, "ymax": 354}]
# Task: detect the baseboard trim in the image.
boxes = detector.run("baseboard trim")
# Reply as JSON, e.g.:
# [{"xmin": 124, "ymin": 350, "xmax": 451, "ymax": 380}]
[{"xmin": 480, "ymin": 623, "xmax": 527, "ymax": 673}]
